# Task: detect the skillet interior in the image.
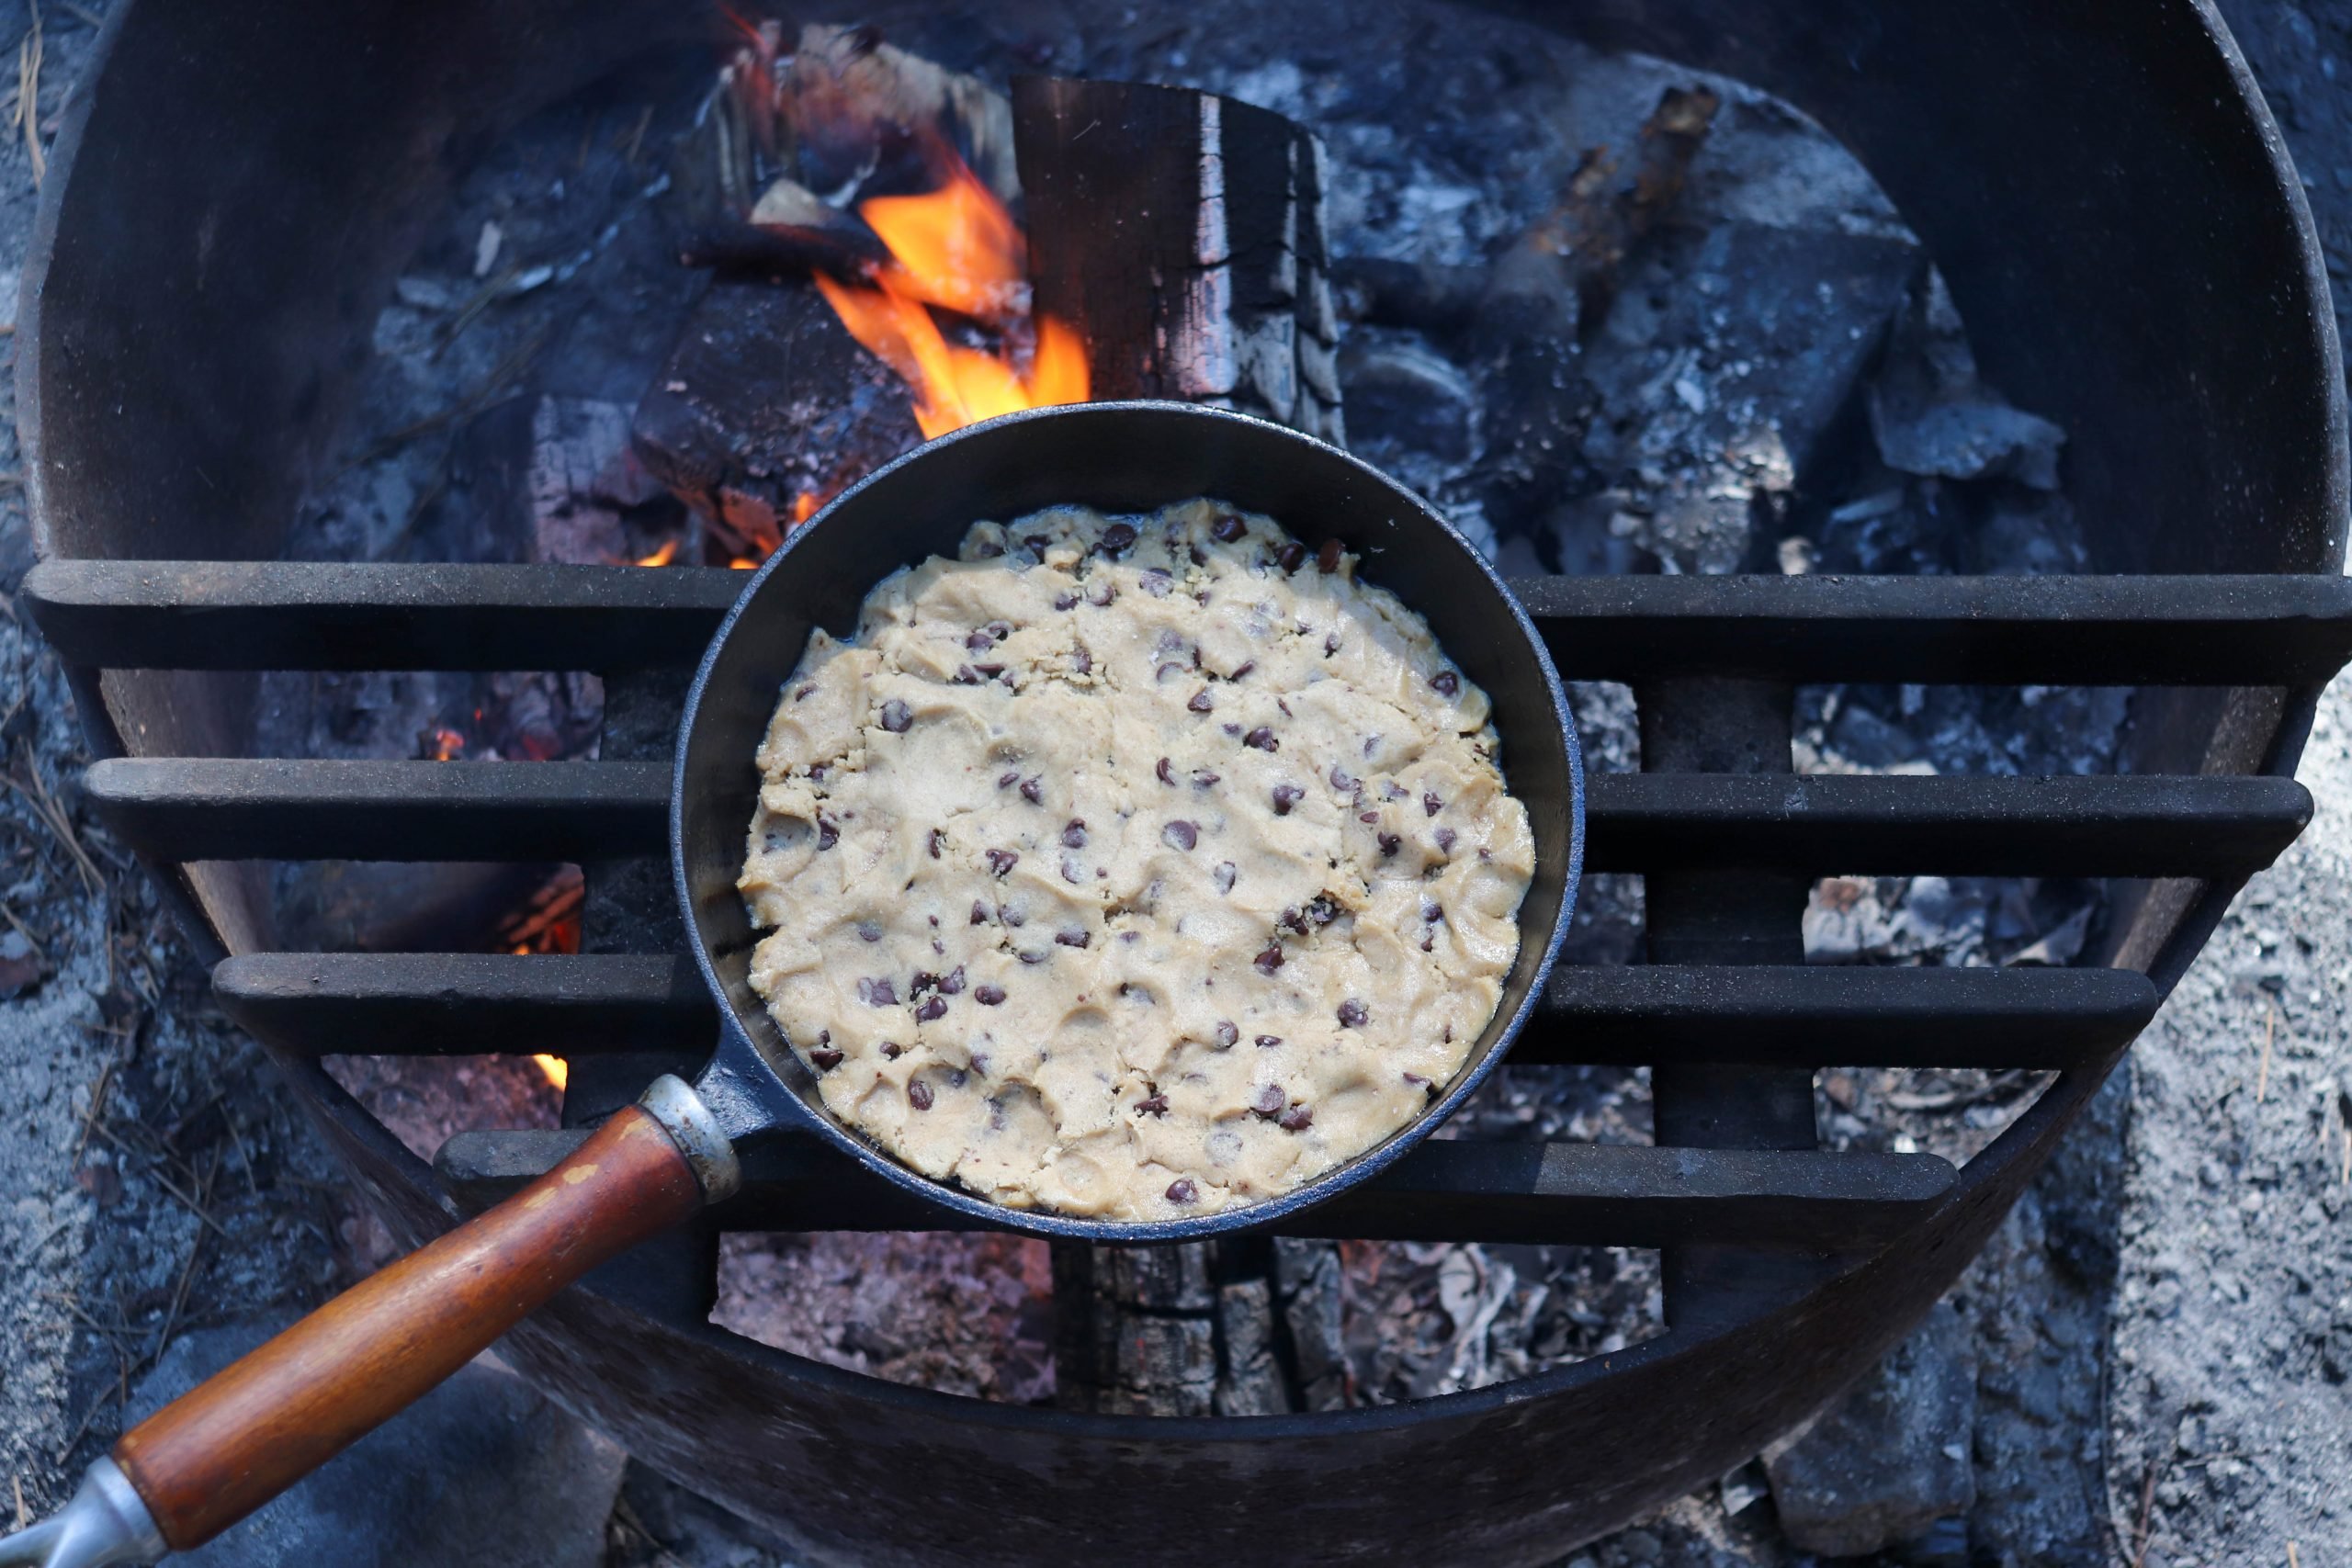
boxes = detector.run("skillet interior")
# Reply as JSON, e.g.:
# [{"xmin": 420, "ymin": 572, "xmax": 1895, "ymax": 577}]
[{"xmin": 674, "ymin": 401, "xmax": 1582, "ymax": 1237}]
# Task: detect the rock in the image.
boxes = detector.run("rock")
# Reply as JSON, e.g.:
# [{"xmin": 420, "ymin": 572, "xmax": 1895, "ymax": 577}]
[
  {"xmin": 1763, "ymin": 1300, "xmax": 1977, "ymax": 1557},
  {"xmin": 126, "ymin": 1315, "xmax": 625, "ymax": 1568}
]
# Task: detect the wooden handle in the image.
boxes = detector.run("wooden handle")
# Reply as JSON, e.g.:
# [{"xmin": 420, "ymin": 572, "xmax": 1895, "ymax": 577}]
[{"xmin": 111, "ymin": 1105, "xmax": 703, "ymax": 1551}]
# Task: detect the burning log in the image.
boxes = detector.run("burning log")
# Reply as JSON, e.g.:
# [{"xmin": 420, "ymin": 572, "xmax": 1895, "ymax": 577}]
[{"xmin": 1013, "ymin": 77, "xmax": 1342, "ymax": 445}]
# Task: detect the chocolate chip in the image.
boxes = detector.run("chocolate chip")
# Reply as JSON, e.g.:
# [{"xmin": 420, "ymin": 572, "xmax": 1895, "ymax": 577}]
[
  {"xmin": 1062, "ymin": 820, "xmax": 1088, "ymax": 848},
  {"xmin": 1276, "ymin": 540, "xmax": 1307, "ymax": 573},
  {"xmin": 1088, "ymin": 580, "xmax": 1117, "ymax": 606},
  {"xmin": 1138, "ymin": 1093, "xmax": 1170, "ymax": 1118},
  {"xmin": 1423, "ymin": 792, "xmax": 1443, "ymax": 818},
  {"xmin": 1100, "ymin": 522, "xmax": 1137, "ymax": 555},
  {"xmin": 809, "ymin": 1047, "xmax": 843, "ymax": 1070},
  {"xmin": 1062, "ymin": 856, "xmax": 1084, "ymax": 884},
  {"xmin": 1360, "ymin": 811, "xmax": 1381, "ymax": 825},
  {"xmin": 794, "ymin": 683, "xmax": 817, "ymax": 701},
  {"xmin": 913, "ymin": 970, "xmax": 941, "ymax": 993},
  {"xmin": 882, "ymin": 1042, "xmax": 904, "ymax": 1058},
  {"xmin": 1272, "ymin": 784, "xmax": 1303, "ymax": 816},
  {"xmin": 1216, "ymin": 1021, "xmax": 1238, "ymax": 1048},
  {"xmin": 1140, "ymin": 569, "xmax": 1173, "ymax": 597},
  {"xmin": 940, "ymin": 966, "xmax": 967, "ymax": 994},
  {"xmin": 1337, "ymin": 999, "xmax": 1368, "ymax": 1028},
  {"xmin": 1434, "ymin": 828, "xmax": 1457, "ymax": 853},
  {"xmin": 1001, "ymin": 906, "xmax": 1025, "ymax": 928},
  {"xmin": 1325, "ymin": 633, "xmax": 1341, "ymax": 655},
  {"xmin": 856, "ymin": 921, "xmax": 882, "ymax": 942},
  {"xmin": 972, "ymin": 663, "xmax": 1005, "ymax": 680},
  {"xmin": 1211, "ymin": 513, "xmax": 1246, "ymax": 542},
  {"xmin": 1020, "ymin": 775, "xmax": 1044, "ymax": 804},
  {"xmin": 817, "ymin": 816, "xmax": 839, "ymax": 852},
  {"xmin": 1157, "ymin": 660, "xmax": 1186, "ymax": 683},
  {"xmin": 969, "ymin": 539, "xmax": 1004, "ymax": 559},
  {"xmin": 986, "ymin": 849, "xmax": 1019, "ymax": 877},
  {"xmin": 1054, "ymin": 591, "xmax": 1080, "ymax": 611},
  {"xmin": 1073, "ymin": 647, "xmax": 1092, "ymax": 674},
  {"xmin": 975, "ymin": 984, "xmax": 1007, "ymax": 1006},
  {"xmin": 1213, "ymin": 861, "xmax": 1237, "ymax": 893},
  {"xmin": 956, "ymin": 664, "xmax": 982, "ymax": 684},
  {"xmin": 1306, "ymin": 895, "xmax": 1340, "ymax": 926},
  {"xmin": 879, "ymin": 699, "xmax": 912, "ymax": 733},
  {"xmin": 1281, "ymin": 907, "xmax": 1307, "ymax": 934},
  {"xmin": 1378, "ymin": 832, "xmax": 1401, "ymax": 858},
  {"xmin": 1252, "ymin": 1084, "xmax": 1287, "ymax": 1117},
  {"xmin": 1192, "ymin": 769, "xmax": 1220, "ymax": 788},
  {"xmin": 929, "ymin": 828, "xmax": 945, "ymax": 859},
  {"xmin": 1190, "ymin": 543, "xmax": 1207, "ymax": 566},
  {"xmin": 1422, "ymin": 901, "xmax": 1444, "ymax": 923},
  {"xmin": 1256, "ymin": 1034, "xmax": 1283, "ymax": 1049},
  {"xmin": 1223, "ymin": 723, "xmax": 1241, "ymax": 737},
  {"xmin": 1421, "ymin": 934, "xmax": 1435, "ymax": 952},
  {"xmin": 1276, "ymin": 697, "xmax": 1292, "ymax": 717},
  {"xmin": 1023, "ymin": 535, "xmax": 1050, "ymax": 556},
  {"xmin": 970, "ymin": 901, "xmax": 989, "ymax": 925},
  {"xmin": 1317, "ymin": 538, "xmax": 1342, "ymax": 573},
  {"xmin": 1384, "ymin": 781, "xmax": 1408, "ymax": 801},
  {"xmin": 987, "ymin": 620, "xmax": 1012, "ymax": 642},
  {"xmin": 1019, "ymin": 949, "xmax": 1048, "ymax": 964},
  {"xmin": 1278, "ymin": 1104, "xmax": 1314, "ymax": 1132},
  {"xmin": 910, "ymin": 1080, "xmax": 934, "ymax": 1111},
  {"xmin": 1166, "ymin": 1178, "xmax": 1198, "ymax": 1203},
  {"xmin": 1162, "ymin": 819, "xmax": 1198, "ymax": 851},
  {"xmin": 1254, "ymin": 945, "xmax": 1285, "ymax": 975},
  {"xmin": 1432, "ymin": 670, "xmax": 1460, "ymax": 697},
  {"xmin": 966, "ymin": 629, "xmax": 995, "ymax": 653},
  {"xmin": 1244, "ymin": 727, "xmax": 1278, "ymax": 752},
  {"xmin": 1157, "ymin": 757, "xmax": 1176, "ymax": 786},
  {"xmin": 1056, "ymin": 929, "xmax": 1091, "ymax": 948},
  {"xmin": 1329, "ymin": 765, "xmax": 1357, "ymax": 792},
  {"xmin": 1230, "ymin": 660, "xmax": 1256, "ymax": 680},
  {"xmin": 1402, "ymin": 1071, "xmax": 1428, "ymax": 1087},
  {"xmin": 1188, "ymin": 688, "xmax": 1215, "ymax": 714},
  {"xmin": 858, "ymin": 977, "xmax": 898, "ymax": 1007},
  {"xmin": 998, "ymin": 771, "xmax": 1019, "ymax": 789}
]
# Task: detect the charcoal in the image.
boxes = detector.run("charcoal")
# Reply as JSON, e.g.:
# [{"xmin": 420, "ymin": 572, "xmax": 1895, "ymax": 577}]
[
  {"xmin": 1871, "ymin": 271, "xmax": 2067, "ymax": 490},
  {"xmin": 1572, "ymin": 220, "xmax": 1925, "ymax": 573},
  {"xmin": 630, "ymin": 279, "xmax": 918, "ymax": 556}
]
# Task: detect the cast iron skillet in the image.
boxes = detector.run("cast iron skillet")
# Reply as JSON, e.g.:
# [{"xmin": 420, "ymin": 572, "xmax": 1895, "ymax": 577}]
[
  {"xmin": 6, "ymin": 401, "xmax": 1581, "ymax": 1565},
  {"xmin": 678, "ymin": 400, "xmax": 1584, "ymax": 1241}
]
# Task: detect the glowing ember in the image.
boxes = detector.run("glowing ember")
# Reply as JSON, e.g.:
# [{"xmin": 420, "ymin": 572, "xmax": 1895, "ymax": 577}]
[
  {"xmin": 420, "ymin": 727, "xmax": 466, "ymax": 762},
  {"xmin": 635, "ymin": 538, "xmax": 681, "ymax": 567},
  {"xmin": 810, "ymin": 153, "xmax": 1089, "ymax": 440},
  {"xmin": 531, "ymin": 1054, "xmax": 570, "ymax": 1092}
]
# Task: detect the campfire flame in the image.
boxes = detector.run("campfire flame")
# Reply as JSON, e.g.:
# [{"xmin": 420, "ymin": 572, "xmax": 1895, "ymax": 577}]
[
  {"xmin": 812, "ymin": 155, "xmax": 1088, "ymax": 440},
  {"xmin": 531, "ymin": 1055, "xmax": 570, "ymax": 1091},
  {"xmin": 634, "ymin": 538, "xmax": 681, "ymax": 568}
]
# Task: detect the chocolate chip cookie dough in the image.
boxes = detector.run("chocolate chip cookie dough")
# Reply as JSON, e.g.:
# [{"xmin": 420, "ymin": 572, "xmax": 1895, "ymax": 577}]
[{"xmin": 739, "ymin": 500, "xmax": 1534, "ymax": 1221}]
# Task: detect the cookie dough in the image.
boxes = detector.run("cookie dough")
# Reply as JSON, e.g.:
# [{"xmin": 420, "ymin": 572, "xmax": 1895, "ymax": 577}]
[{"xmin": 739, "ymin": 499, "xmax": 1533, "ymax": 1220}]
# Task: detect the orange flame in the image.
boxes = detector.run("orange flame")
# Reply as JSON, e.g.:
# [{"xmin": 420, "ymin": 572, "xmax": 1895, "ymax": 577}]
[
  {"xmin": 634, "ymin": 538, "xmax": 680, "ymax": 567},
  {"xmin": 811, "ymin": 156, "xmax": 1089, "ymax": 440},
  {"xmin": 531, "ymin": 1054, "xmax": 570, "ymax": 1091}
]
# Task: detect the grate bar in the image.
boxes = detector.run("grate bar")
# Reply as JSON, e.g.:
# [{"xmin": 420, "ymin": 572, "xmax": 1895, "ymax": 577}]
[
  {"xmin": 27, "ymin": 560, "xmax": 2352, "ymax": 683},
  {"xmin": 92, "ymin": 758, "xmax": 2309, "ymax": 878},
  {"xmin": 437, "ymin": 1127, "xmax": 1953, "ymax": 1249},
  {"xmin": 216, "ymin": 952, "xmax": 2153, "ymax": 1070},
  {"xmin": 22, "ymin": 559, "xmax": 741, "ymax": 672}
]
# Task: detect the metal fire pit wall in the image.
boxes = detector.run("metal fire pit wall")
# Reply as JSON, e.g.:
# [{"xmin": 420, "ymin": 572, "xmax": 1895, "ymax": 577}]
[{"xmin": 17, "ymin": 1, "xmax": 2352, "ymax": 1562}]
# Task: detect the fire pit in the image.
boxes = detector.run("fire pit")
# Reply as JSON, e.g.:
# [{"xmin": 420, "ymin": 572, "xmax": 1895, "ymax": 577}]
[{"xmin": 17, "ymin": 0, "xmax": 2352, "ymax": 1561}]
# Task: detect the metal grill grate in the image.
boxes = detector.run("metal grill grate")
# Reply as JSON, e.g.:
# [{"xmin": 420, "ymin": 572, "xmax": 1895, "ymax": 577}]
[{"xmin": 27, "ymin": 558, "xmax": 2352, "ymax": 1276}]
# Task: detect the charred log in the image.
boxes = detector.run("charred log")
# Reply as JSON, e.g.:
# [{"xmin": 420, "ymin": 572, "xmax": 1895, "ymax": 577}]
[{"xmin": 1014, "ymin": 77, "xmax": 1342, "ymax": 445}]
